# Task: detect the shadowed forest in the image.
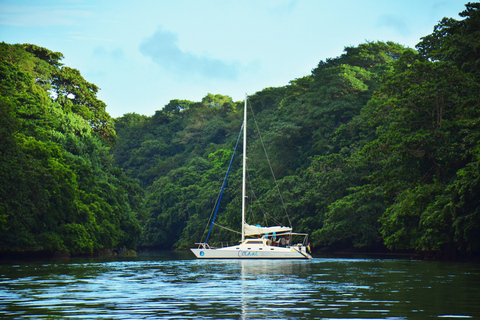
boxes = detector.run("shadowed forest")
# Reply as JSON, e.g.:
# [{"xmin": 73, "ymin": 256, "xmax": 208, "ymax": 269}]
[{"xmin": 1, "ymin": 3, "xmax": 479, "ymax": 258}]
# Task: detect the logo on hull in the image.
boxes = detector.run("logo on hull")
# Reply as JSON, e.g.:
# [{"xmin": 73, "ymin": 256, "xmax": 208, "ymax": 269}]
[{"xmin": 200, "ymin": 251, "xmax": 205, "ymax": 257}]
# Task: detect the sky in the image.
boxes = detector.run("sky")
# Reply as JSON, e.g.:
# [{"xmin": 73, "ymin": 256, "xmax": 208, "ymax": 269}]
[{"xmin": 0, "ymin": 0, "xmax": 469, "ymax": 118}]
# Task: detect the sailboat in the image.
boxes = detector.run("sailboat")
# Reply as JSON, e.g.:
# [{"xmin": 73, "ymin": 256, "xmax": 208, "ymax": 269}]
[{"xmin": 190, "ymin": 95, "xmax": 312, "ymax": 259}]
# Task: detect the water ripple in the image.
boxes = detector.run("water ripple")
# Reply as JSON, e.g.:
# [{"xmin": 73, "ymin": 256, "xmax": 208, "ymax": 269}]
[{"xmin": 0, "ymin": 254, "xmax": 479, "ymax": 319}]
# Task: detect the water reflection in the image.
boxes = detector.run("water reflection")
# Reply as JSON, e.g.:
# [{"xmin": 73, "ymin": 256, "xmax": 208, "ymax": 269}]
[
  {"xmin": 238, "ymin": 259, "xmax": 310, "ymax": 319},
  {"xmin": 0, "ymin": 254, "xmax": 479, "ymax": 319}
]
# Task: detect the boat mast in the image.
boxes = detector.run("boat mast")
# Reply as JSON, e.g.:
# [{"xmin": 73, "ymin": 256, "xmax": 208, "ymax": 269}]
[{"xmin": 242, "ymin": 94, "xmax": 247, "ymax": 242}]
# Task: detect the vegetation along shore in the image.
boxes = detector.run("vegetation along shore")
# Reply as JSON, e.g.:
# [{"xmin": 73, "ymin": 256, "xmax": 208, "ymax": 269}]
[{"xmin": 1, "ymin": 3, "xmax": 479, "ymax": 260}]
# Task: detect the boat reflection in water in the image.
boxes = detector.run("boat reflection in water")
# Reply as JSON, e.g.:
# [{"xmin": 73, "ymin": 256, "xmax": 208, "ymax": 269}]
[{"xmin": 238, "ymin": 259, "xmax": 311, "ymax": 320}]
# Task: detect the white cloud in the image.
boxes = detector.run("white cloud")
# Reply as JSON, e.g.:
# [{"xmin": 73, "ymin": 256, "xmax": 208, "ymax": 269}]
[
  {"xmin": 376, "ymin": 14, "xmax": 411, "ymax": 36},
  {"xmin": 139, "ymin": 27, "xmax": 241, "ymax": 80}
]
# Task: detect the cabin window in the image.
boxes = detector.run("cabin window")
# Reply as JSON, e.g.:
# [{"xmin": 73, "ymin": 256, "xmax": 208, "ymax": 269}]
[{"xmin": 245, "ymin": 240, "xmax": 263, "ymax": 244}]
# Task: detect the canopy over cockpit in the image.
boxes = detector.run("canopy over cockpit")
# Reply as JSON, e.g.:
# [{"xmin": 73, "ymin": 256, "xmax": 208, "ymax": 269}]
[{"xmin": 244, "ymin": 223, "xmax": 292, "ymax": 236}]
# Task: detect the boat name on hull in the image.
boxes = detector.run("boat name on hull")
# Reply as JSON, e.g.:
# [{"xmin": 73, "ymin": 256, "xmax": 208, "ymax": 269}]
[{"xmin": 238, "ymin": 250, "xmax": 258, "ymax": 257}]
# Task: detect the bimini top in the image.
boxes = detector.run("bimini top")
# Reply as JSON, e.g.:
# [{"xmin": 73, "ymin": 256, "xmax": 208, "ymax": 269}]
[{"xmin": 244, "ymin": 223, "xmax": 292, "ymax": 236}]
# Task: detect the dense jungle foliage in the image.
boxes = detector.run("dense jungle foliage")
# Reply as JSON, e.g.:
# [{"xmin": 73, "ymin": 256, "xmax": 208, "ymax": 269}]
[
  {"xmin": 1, "ymin": 3, "xmax": 479, "ymax": 257},
  {"xmin": 0, "ymin": 43, "xmax": 144, "ymax": 255},
  {"xmin": 114, "ymin": 3, "xmax": 480, "ymax": 257}
]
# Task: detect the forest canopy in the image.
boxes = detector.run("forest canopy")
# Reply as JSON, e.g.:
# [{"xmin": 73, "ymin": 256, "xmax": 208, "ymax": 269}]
[
  {"xmin": 1, "ymin": 2, "xmax": 479, "ymax": 258},
  {"xmin": 0, "ymin": 43, "xmax": 144, "ymax": 255}
]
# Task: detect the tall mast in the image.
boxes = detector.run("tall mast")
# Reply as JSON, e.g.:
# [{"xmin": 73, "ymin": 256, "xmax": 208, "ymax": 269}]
[{"xmin": 242, "ymin": 94, "xmax": 247, "ymax": 242}]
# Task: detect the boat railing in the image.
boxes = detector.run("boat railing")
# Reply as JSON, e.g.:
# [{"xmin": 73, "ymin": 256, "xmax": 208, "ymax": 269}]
[
  {"xmin": 195, "ymin": 242, "xmax": 213, "ymax": 249},
  {"xmin": 195, "ymin": 242, "xmax": 231, "ymax": 249}
]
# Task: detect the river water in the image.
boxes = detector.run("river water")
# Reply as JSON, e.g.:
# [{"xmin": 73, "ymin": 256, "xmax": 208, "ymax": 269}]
[{"xmin": 0, "ymin": 252, "xmax": 479, "ymax": 319}]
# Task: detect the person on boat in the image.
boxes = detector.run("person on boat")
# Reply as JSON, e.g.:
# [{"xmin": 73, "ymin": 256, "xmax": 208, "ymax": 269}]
[
  {"xmin": 280, "ymin": 237, "xmax": 286, "ymax": 247},
  {"xmin": 264, "ymin": 233, "xmax": 272, "ymax": 245}
]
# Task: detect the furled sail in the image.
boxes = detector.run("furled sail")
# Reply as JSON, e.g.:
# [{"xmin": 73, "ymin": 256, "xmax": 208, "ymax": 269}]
[{"xmin": 244, "ymin": 223, "xmax": 292, "ymax": 236}]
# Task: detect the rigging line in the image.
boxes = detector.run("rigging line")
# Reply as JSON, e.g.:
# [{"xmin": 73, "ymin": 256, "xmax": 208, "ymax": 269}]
[
  {"xmin": 245, "ymin": 163, "xmax": 258, "ymax": 221},
  {"xmin": 245, "ymin": 164, "xmax": 282, "ymax": 226},
  {"xmin": 201, "ymin": 123, "xmax": 244, "ymax": 243},
  {"xmin": 205, "ymin": 122, "xmax": 244, "ymax": 243},
  {"xmin": 244, "ymin": 162, "xmax": 282, "ymax": 226},
  {"xmin": 213, "ymin": 223, "xmax": 242, "ymax": 235},
  {"xmin": 200, "ymin": 184, "xmax": 223, "ymax": 243},
  {"xmin": 201, "ymin": 159, "xmax": 233, "ymax": 242},
  {"xmin": 201, "ymin": 164, "xmax": 231, "ymax": 242},
  {"xmin": 247, "ymin": 120, "xmax": 284, "ymax": 225},
  {"xmin": 247, "ymin": 99, "xmax": 292, "ymax": 227}
]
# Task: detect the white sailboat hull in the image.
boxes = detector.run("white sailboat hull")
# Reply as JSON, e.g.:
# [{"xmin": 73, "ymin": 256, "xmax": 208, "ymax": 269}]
[{"xmin": 190, "ymin": 244, "xmax": 312, "ymax": 259}]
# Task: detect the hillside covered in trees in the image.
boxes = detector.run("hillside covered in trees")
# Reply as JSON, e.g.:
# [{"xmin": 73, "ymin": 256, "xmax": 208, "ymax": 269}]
[
  {"xmin": 1, "ymin": 3, "xmax": 479, "ymax": 258},
  {"xmin": 0, "ymin": 43, "xmax": 144, "ymax": 256},
  {"xmin": 114, "ymin": 3, "xmax": 480, "ymax": 257}
]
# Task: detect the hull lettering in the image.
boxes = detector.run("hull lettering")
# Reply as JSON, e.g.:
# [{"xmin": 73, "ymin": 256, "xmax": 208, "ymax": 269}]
[{"xmin": 238, "ymin": 250, "xmax": 259, "ymax": 257}]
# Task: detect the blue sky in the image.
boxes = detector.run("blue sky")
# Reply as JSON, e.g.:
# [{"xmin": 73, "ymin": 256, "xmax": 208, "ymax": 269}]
[{"xmin": 0, "ymin": 0, "xmax": 468, "ymax": 117}]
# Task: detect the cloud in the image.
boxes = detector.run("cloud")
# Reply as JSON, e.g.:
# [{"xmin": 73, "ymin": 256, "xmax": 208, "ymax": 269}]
[
  {"xmin": 139, "ymin": 27, "xmax": 240, "ymax": 80},
  {"xmin": 376, "ymin": 14, "xmax": 410, "ymax": 36}
]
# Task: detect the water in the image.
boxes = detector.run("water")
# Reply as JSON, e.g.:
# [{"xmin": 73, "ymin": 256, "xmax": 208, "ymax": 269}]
[{"xmin": 0, "ymin": 252, "xmax": 479, "ymax": 319}]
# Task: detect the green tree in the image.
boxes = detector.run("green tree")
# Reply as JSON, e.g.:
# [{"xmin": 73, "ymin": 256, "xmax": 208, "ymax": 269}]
[{"xmin": 416, "ymin": 3, "xmax": 480, "ymax": 78}]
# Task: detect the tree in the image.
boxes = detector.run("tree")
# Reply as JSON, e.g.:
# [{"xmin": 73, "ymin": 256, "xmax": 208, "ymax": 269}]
[{"xmin": 416, "ymin": 2, "xmax": 480, "ymax": 78}]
